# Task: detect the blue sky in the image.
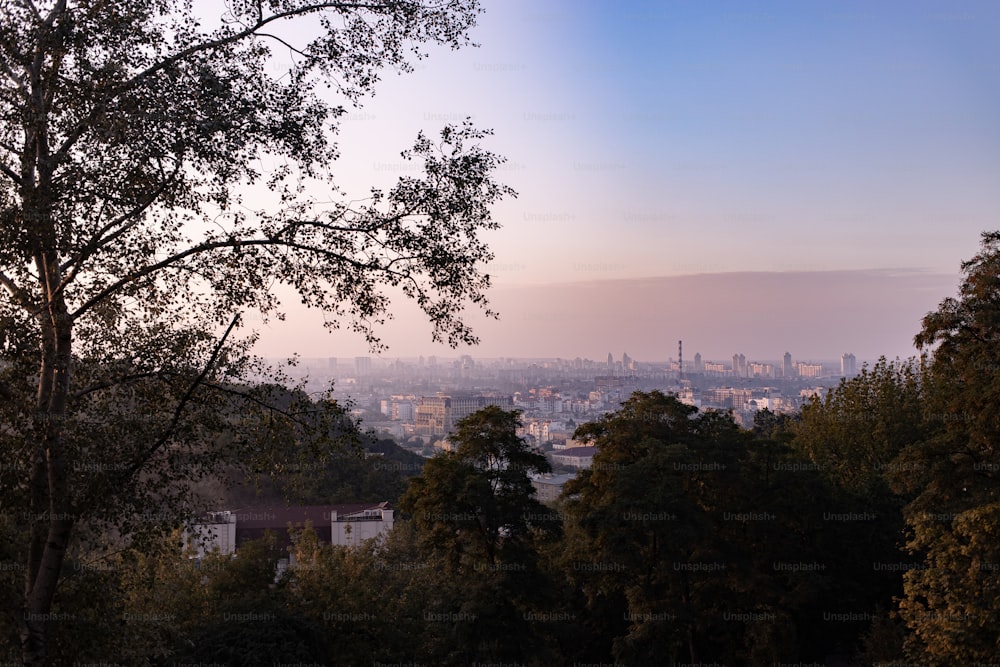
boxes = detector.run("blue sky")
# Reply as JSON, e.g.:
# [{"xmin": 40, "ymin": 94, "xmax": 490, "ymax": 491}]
[{"xmin": 254, "ymin": 0, "xmax": 1000, "ymax": 362}]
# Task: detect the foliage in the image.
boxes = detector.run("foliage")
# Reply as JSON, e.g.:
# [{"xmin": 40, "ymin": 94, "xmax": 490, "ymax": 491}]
[
  {"xmin": 399, "ymin": 406, "xmax": 561, "ymax": 664},
  {"xmin": 788, "ymin": 360, "xmax": 936, "ymax": 663},
  {"xmin": 0, "ymin": 1, "xmax": 510, "ymax": 661},
  {"xmin": 560, "ymin": 391, "xmax": 879, "ymax": 665},
  {"xmin": 794, "ymin": 357, "xmax": 925, "ymax": 496},
  {"xmin": 893, "ymin": 231, "xmax": 1000, "ymax": 664}
]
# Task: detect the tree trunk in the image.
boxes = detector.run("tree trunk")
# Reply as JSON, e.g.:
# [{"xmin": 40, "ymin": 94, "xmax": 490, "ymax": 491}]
[{"xmin": 20, "ymin": 248, "xmax": 75, "ymax": 665}]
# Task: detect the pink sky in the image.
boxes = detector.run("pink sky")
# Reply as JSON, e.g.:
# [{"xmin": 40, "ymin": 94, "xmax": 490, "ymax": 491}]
[
  {"xmin": 247, "ymin": 1, "xmax": 996, "ymax": 366},
  {"xmin": 253, "ymin": 268, "xmax": 959, "ymax": 363}
]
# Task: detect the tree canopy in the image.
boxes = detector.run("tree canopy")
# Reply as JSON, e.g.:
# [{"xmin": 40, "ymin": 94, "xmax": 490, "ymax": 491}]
[
  {"xmin": 893, "ymin": 231, "xmax": 1000, "ymax": 663},
  {"xmin": 0, "ymin": 1, "xmax": 510, "ymax": 662}
]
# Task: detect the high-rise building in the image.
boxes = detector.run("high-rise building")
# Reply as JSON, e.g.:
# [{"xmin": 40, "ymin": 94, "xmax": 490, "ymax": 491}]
[
  {"xmin": 797, "ymin": 362, "xmax": 824, "ymax": 378},
  {"xmin": 622, "ymin": 352, "xmax": 631, "ymax": 371},
  {"xmin": 415, "ymin": 394, "xmax": 514, "ymax": 435},
  {"xmin": 702, "ymin": 387, "xmax": 755, "ymax": 410},
  {"xmin": 783, "ymin": 352, "xmax": 793, "ymax": 378},
  {"xmin": 732, "ymin": 353, "xmax": 746, "ymax": 378},
  {"xmin": 841, "ymin": 353, "xmax": 857, "ymax": 377},
  {"xmin": 694, "ymin": 352, "xmax": 703, "ymax": 373},
  {"xmin": 355, "ymin": 356, "xmax": 372, "ymax": 376}
]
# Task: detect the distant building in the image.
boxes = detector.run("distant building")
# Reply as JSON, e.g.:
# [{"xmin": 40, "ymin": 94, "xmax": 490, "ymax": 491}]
[
  {"xmin": 355, "ymin": 356, "xmax": 372, "ymax": 376},
  {"xmin": 783, "ymin": 352, "xmax": 793, "ymax": 378},
  {"xmin": 530, "ymin": 472, "xmax": 576, "ymax": 504},
  {"xmin": 550, "ymin": 446, "xmax": 597, "ymax": 469},
  {"xmin": 702, "ymin": 387, "xmax": 755, "ymax": 410},
  {"xmin": 415, "ymin": 396, "xmax": 449, "ymax": 435},
  {"xmin": 329, "ymin": 504, "xmax": 396, "ymax": 548},
  {"xmin": 392, "ymin": 401, "xmax": 414, "ymax": 421},
  {"xmin": 185, "ymin": 511, "xmax": 236, "ymax": 559},
  {"xmin": 414, "ymin": 394, "xmax": 513, "ymax": 435},
  {"xmin": 768, "ymin": 396, "xmax": 799, "ymax": 413},
  {"xmin": 841, "ymin": 353, "xmax": 857, "ymax": 377},
  {"xmin": 554, "ymin": 437, "xmax": 585, "ymax": 451},
  {"xmin": 693, "ymin": 352, "xmax": 703, "ymax": 373},
  {"xmin": 800, "ymin": 387, "xmax": 828, "ymax": 401},
  {"xmin": 677, "ymin": 387, "xmax": 701, "ymax": 408},
  {"xmin": 732, "ymin": 353, "xmax": 747, "ymax": 378},
  {"xmin": 797, "ymin": 363, "xmax": 824, "ymax": 378},
  {"xmin": 185, "ymin": 503, "xmax": 395, "ymax": 557},
  {"xmin": 449, "ymin": 394, "xmax": 513, "ymax": 425},
  {"xmin": 382, "ymin": 396, "xmax": 415, "ymax": 421}
]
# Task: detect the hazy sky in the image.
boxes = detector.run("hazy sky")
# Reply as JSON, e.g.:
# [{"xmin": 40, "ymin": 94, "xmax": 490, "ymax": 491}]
[{"xmin": 253, "ymin": 0, "xmax": 1000, "ymax": 363}]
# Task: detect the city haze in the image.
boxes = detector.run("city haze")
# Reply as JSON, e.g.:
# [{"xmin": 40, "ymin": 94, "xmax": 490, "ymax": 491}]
[{"xmin": 254, "ymin": 268, "xmax": 958, "ymax": 362}]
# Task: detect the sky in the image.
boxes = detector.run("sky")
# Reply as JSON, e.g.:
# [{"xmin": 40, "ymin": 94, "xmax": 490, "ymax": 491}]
[{"xmin": 253, "ymin": 0, "xmax": 1000, "ymax": 363}]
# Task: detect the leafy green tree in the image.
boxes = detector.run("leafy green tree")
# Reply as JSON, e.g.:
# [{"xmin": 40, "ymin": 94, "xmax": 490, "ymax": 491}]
[
  {"xmin": 560, "ymin": 391, "xmax": 862, "ymax": 665},
  {"xmin": 0, "ymin": 1, "xmax": 510, "ymax": 661},
  {"xmin": 891, "ymin": 231, "xmax": 1000, "ymax": 664},
  {"xmin": 751, "ymin": 407, "xmax": 798, "ymax": 442},
  {"xmin": 403, "ymin": 406, "xmax": 556, "ymax": 569},
  {"xmin": 794, "ymin": 357, "xmax": 925, "ymax": 496},
  {"xmin": 284, "ymin": 521, "xmax": 482, "ymax": 665},
  {"xmin": 98, "ymin": 530, "xmax": 331, "ymax": 664},
  {"xmin": 781, "ymin": 362, "xmax": 931, "ymax": 662},
  {"xmin": 399, "ymin": 406, "xmax": 561, "ymax": 664},
  {"xmin": 789, "ymin": 358, "xmax": 928, "ymax": 661},
  {"xmin": 560, "ymin": 392, "xmax": 749, "ymax": 664}
]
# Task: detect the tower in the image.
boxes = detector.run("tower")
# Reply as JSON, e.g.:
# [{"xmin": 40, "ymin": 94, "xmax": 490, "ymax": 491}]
[
  {"xmin": 678, "ymin": 340, "xmax": 683, "ymax": 380},
  {"xmin": 841, "ymin": 353, "xmax": 857, "ymax": 377},
  {"xmin": 732, "ymin": 353, "xmax": 746, "ymax": 378}
]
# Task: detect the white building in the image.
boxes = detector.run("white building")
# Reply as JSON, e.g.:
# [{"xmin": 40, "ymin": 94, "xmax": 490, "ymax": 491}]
[
  {"xmin": 186, "ymin": 503, "xmax": 395, "ymax": 557},
  {"xmin": 530, "ymin": 472, "xmax": 576, "ymax": 504},
  {"xmin": 550, "ymin": 446, "xmax": 597, "ymax": 469},
  {"xmin": 185, "ymin": 510, "xmax": 237, "ymax": 558},
  {"xmin": 330, "ymin": 504, "xmax": 395, "ymax": 547}
]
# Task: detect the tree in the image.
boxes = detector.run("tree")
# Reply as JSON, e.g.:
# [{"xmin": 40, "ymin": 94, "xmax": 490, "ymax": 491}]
[
  {"xmin": 789, "ymin": 360, "xmax": 928, "ymax": 662},
  {"xmin": 560, "ymin": 391, "xmax": 860, "ymax": 665},
  {"xmin": 402, "ymin": 407, "xmax": 556, "ymax": 568},
  {"xmin": 560, "ymin": 392, "xmax": 750, "ymax": 664},
  {"xmin": 892, "ymin": 231, "xmax": 1000, "ymax": 663},
  {"xmin": 399, "ymin": 407, "xmax": 561, "ymax": 664},
  {"xmin": 0, "ymin": 1, "xmax": 511, "ymax": 662},
  {"xmin": 794, "ymin": 358, "xmax": 925, "ymax": 496}
]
